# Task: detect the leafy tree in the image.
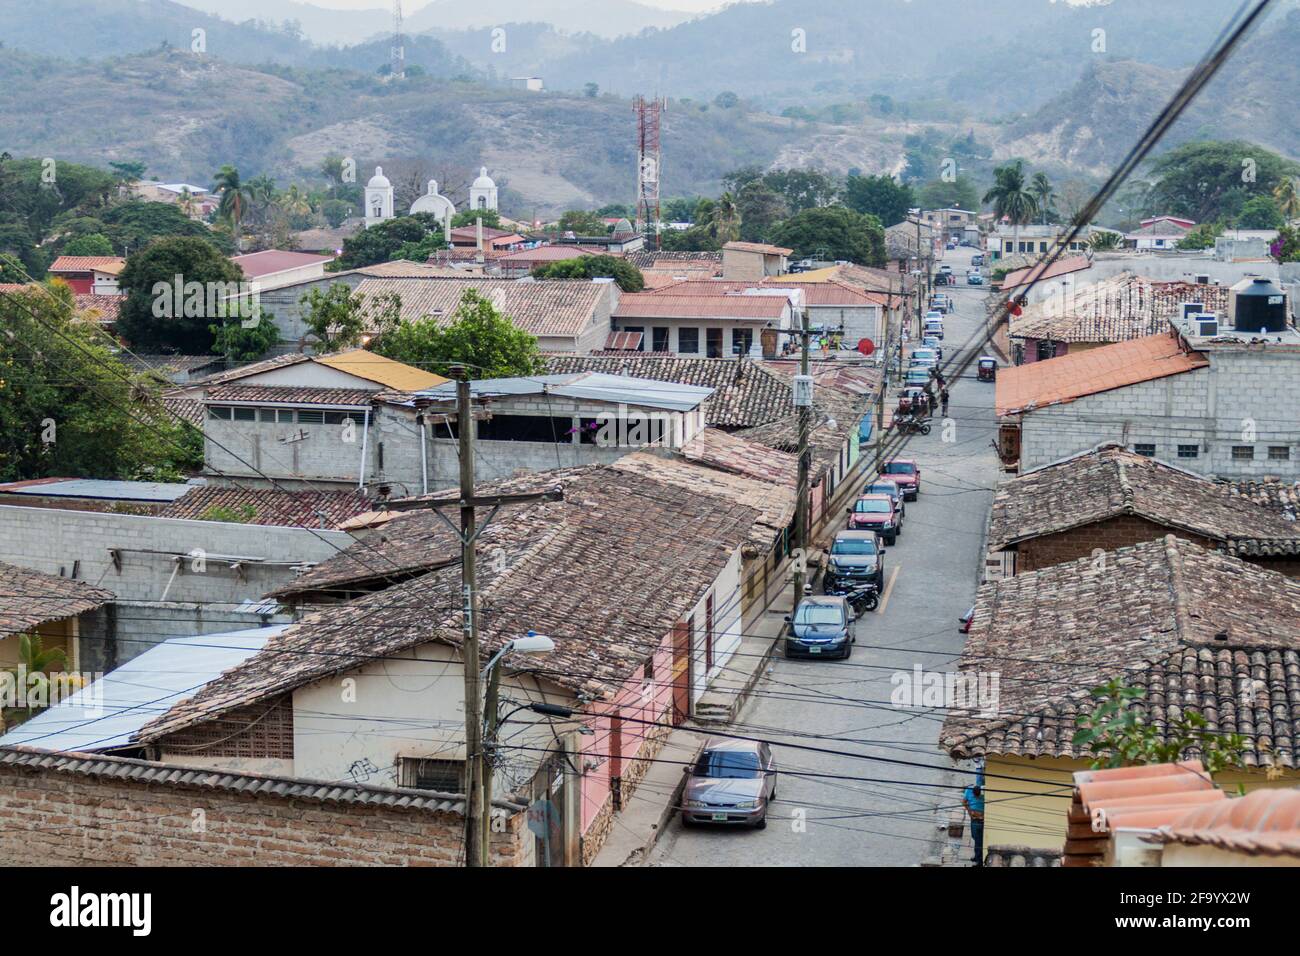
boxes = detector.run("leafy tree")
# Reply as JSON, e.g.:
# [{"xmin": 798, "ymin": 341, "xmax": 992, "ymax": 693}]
[
  {"xmin": 1073, "ymin": 680, "xmax": 1248, "ymax": 773},
  {"xmin": 199, "ymin": 503, "xmax": 258, "ymax": 523},
  {"xmin": 662, "ymin": 197, "xmax": 702, "ymax": 223},
  {"xmin": 1271, "ymin": 225, "xmax": 1300, "ymax": 263},
  {"xmin": 983, "ymin": 161, "xmax": 1038, "ymax": 255},
  {"xmin": 713, "ymin": 91, "xmax": 740, "ymax": 109},
  {"xmin": 1029, "ymin": 172, "xmax": 1057, "ymax": 225},
  {"xmin": 768, "ymin": 206, "xmax": 885, "ymax": 265},
  {"xmin": 1088, "ymin": 230, "xmax": 1122, "ymax": 251},
  {"xmin": 330, "ymin": 213, "xmax": 447, "ymax": 271},
  {"xmin": 734, "ymin": 181, "xmax": 788, "ymax": 243},
  {"xmin": 1178, "ymin": 222, "xmax": 1223, "ymax": 250},
  {"xmin": 373, "ymin": 289, "xmax": 542, "ymax": 379},
  {"xmin": 450, "ymin": 208, "xmax": 501, "ymax": 230},
  {"xmin": 213, "ymin": 164, "xmax": 253, "ymax": 251},
  {"xmin": 109, "ymin": 161, "xmax": 149, "ymax": 183},
  {"xmin": 299, "ymin": 283, "xmax": 370, "ymax": 350},
  {"xmin": 584, "ymin": 82, "xmax": 599, "ymax": 98},
  {"xmin": 115, "ymin": 236, "xmax": 245, "ymax": 352},
  {"xmin": 1148, "ymin": 141, "xmax": 1300, "ymax": 223},
  {"xmin": 210, "ymin": 312, "xmax": 283, "ymax": 362},
  {"xmin": 62, "ymin": 233, "xmax": 115, "ymax": 257},
  {"xmin": 917, "ymin": 176, "xmax": 980, "ymax": 213},
  {"xmin": 99, "ymin": 202, "xmax": 216, "ymax": 253},
  {"xmin": 1237, "ymin": 195, "xmax": 1283, "ymax": 229},
  {"xmin": 843, "ymin": 174, "xmax": 915, "ymax": 228},
  {"xmin": 0, "ymin": 284, "xmax": 201, "ymax": 482},
  {"xmin": 531, "ymin": 254, "xmax": 645, "ymax": 292},
  {"xmin": 1274, "ymin": 176, "xmax": 1300, "ymax": 222},
  {"xmin": 710, "ymin": 191, "xmax": 741, "ymax": 243},
  {"xmin": 761, "ymin": 168, "xmax": 840, "ymax": 213},
  {"xmin": 556, "ymin": 209, "xmax": 607, "ymax": 235},
  {"xmin": 321, "ymin": 199, "xmax": 353, "ymax": 228}
]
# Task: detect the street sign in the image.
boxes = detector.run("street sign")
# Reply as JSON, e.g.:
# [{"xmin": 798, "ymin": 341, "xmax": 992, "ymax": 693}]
[
  {"xmin": 793, "ymin": 374, "xmax": 813, "ymax": 407},
  {"xmin": 856, "ymin": 338, "xmax": 875, "ymax": 357}
]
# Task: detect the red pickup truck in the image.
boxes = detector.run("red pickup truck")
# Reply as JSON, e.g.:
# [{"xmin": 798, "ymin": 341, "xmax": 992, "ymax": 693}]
[{"xmin": 881, "ymin": 459, "xmax": 921, "ymax": 500}]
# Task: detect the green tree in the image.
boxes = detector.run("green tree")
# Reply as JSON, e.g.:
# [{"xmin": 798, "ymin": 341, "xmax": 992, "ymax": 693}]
[
  {"xmin": 768, "ymin": 206, "xmax": 885, "ymax": 265},
  {"xmin": 1271, "ymin": 225, "xmax": 1300, "ymax": 263},
  {"xmin": 1148, "ymin": 140, "xmax": 1300, "ymax": 223},
  {"xmin": 1178, "ymin": 222, "xmax": 1223, "ymax": 250},
  {"xmin": 299, "ymin": 283, "xmax": 370, "ymax": 350},
  {"xmin": 330, "ymin": 214, "xmax": 446, "ymax": 271},
  {"xmin": 1073, "ymin": 680, "xmax": 1248, "ymax": 773},
  {"xmin": 99, "ymin": 202, "xmax": 217, "ymax": 253},
  {"xmin": 1237, "ymin": 195, "xmax": 1284, "ymax": 229},
  {"xmin": 713, "ymin": 91, "xmax": 740, "ymax": 109},
  {"xmin": 1273, "ymin": 176, "xmax": 1300, "ymax": 222},
  {"xmin": 115, "ymin": 236, "xmax": 246, "ymax": 352},
  {"xmin": 1029, "ymin": 172, "xmax": 1057, "ymax": 225},
  {"xmin": 61, "ymin": 233, "xmax": 115, "ymax": 257},
  {"xmin": 373, "ymin": 289, "xmax": 542, "ymax": 379},
  {"xmin": 917, "ymin": 176, "xmax": 980, "ymax": 213},
  {"xmin": 710, "ymin": 191, "xmax": 741, "ymax": 243},
  {"xmin": 0, "ymin": 284, "xmax": 201, "ymax": 482},
  {"xmin": 760, "ymin": 168, "xmax": 840, "ymax": 213},
  {"xmin": 556, "ymin": 209, "xmax": 607, "ymax": 235},
  {"xmin": 734, "ymin": 181, "xmax": 788, "ymax": 242},
  {"xmin": 983, "ymin": 161, "xmax": 1038, "ymax": 256},
  {"xmin": 321, "ymin": 199, "xmax": 353, "ymax": 229},
  {"xmin": 843, "ymin": 174, "xmax": 915, "ymax": 228},
  {"xmin": 1088, "ymin": 230, "xmax": 1122, "ymax": 251},
  {"xmin": 210, "ymin": 312, "xmax": 283, "ymax": 362},
  {"xmin": 531, "ymin": 254, "xmax": 645, "ymax": 292},
  {"xmin": 584, "ymin": 82, "xmax": 599, "ymax": 98},
  {"xmin": 450, "ymin": 208, "xmax": 502, "ymax": 229},
  {"xmin": 213, "ymin": 164, "xmax": 253, "ymax": 251}
]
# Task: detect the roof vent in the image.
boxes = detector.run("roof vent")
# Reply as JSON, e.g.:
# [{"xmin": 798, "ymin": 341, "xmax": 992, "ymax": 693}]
[{"xmin": 1214, "ymin": 630, "xmax": 1229, "ymax": 642}]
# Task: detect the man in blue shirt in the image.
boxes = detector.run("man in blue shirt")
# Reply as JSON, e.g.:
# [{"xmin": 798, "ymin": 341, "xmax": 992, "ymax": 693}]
[{"xmin": 963, "ymin": 782, "xmax": 985, "ymax": 866}]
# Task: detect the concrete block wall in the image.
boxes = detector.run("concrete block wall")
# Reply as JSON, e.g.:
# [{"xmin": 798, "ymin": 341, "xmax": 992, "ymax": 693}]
[{"xmin": 0, "ymin": 756, "xmax": 532, "ymax": 867}]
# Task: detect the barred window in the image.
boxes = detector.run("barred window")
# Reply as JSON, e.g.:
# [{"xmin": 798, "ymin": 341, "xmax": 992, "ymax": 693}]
[
  {"xmin": 1177, "ymin": 444, "xmax": 1199, "ymax": 459},
  {"xmin": 1231, "ymin": 445, "xmax": 1255, "ymax": 461},
  {"xmin": 1268, "ymin": 446, "xmax": 1290, "ymax": 461}
]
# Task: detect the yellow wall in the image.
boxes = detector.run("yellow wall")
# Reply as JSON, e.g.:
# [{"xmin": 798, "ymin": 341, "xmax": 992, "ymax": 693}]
[
  {"xmin": 985, "ymin": 754, "xmax": 1300, "ymax": 857},
  {"xmin": 0, "ymin": 619, "xmax": 75, "ymax": 670}
]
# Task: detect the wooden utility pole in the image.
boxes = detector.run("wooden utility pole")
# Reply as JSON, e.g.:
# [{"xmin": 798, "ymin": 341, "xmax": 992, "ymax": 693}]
[{"xmin": 792, "ymin": 310, "xmax": 813, "ymax": 602}]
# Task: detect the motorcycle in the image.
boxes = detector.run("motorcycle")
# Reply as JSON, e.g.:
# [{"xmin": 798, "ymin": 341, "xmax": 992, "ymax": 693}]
[
  {"xmin": 894, "ymin": 414, "xmax": 932, "ymax": 436},
  {"xmin": 825, "ymin": 580, "xmax": 880, "ymax": 614}
]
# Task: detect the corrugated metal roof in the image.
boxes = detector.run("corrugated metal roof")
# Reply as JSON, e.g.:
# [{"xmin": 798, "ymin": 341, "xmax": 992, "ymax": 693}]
[
  {"xmin": 0, "ymin": 478, "xmax": 194, "ymax": 502},
  {"xmin": 412, "ymin": 372, "xmax": 713, "ymax": 412},
  {"xmin": 0, "ymin": 627, "xmax": 286, "ymax": 753}
]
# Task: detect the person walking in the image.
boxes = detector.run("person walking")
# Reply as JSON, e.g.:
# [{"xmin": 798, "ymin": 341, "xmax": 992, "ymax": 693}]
[
  {"xmin": 963, "ymin": 782, "xmax": 985, "ymax": 865},
  {"xmin": 940, "ymin": 386, "xmax": 950, "ymax": 418}
]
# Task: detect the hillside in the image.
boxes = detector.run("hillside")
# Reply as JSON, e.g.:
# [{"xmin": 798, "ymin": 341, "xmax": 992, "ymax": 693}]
[
  {"xmin": 0, "ymin": 49, "xmax": 905, "ymax": 216},
  {"xmin": 1002, "ymin": 9, "xmax": 1300, "ymax": 173}
]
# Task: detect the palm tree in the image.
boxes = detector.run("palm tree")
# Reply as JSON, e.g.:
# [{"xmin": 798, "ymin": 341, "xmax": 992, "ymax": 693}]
[
  {"xmin": 1274, "ymin": 176, "xmax": 1300, "ymax": 223},
  {"xmin": 278, "ymin": 184, "xmax": 312, "ymax": 220},
  {"xmin": 984, "ymin": 161, "xmax": 1039, "ymax": 261},
  {"xmin": 213, "ymin": 165, "xmax": 253, "ymax": 251},
  {"xmin": 1030, "ymin": 172, "xmax": 1057, "ymax": 225},
  {"xmin": 177, "ymin": 187, "xmax": 196, "ymax": 219},
  {"xmin": 710, "ymin": 191, "xmax": 742, "ymax": 243}
]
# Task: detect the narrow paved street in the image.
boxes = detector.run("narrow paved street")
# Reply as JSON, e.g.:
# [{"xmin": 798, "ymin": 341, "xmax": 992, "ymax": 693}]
[{"xmin": 651, "ymin": 249, "xmax": 1001, "ymax": 865}]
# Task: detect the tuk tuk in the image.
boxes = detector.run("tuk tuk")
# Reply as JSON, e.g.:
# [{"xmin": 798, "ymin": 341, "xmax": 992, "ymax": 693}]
[{"xmin": 977, "ymin": 356, "xmax": 997, "ymax": 382}]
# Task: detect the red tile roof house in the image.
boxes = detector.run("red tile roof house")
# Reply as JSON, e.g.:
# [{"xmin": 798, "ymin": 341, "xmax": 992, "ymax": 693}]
[
  {"xmin": 612, "ymin": 291, "xmax": 793, "ymax": 358},
  {"xmin": 119, "ymin": 465, "xmax": 764, "ymax": 866},
  {"xmin": 46, "ymin": 256, "xmax": 126, "ymax": 295},
  {"xmin": 992, "ymin": 326, "xmax": 1300, "ymax": 480},
  {"xmin": 231, "ymin": 250, "xmax": 336, "ymax": 291}
]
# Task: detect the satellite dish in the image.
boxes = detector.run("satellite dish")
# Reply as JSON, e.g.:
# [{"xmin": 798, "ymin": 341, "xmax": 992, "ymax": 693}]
[{"xmin": 857, "ymin": 338, "xmax": 875, "ymax": 356}]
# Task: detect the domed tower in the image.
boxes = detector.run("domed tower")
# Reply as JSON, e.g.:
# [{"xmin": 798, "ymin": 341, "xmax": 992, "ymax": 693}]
[
  {"xmin": 469, "ymin": 166, "xmax": 498, "ymax": 212},
  {"xmin": 365, "ymin": 166, "xmax": 394, "ymax": 228}
]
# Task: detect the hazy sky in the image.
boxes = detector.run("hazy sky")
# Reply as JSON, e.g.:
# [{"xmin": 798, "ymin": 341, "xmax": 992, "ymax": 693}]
[{"xmin": 301, "ymin": 0, "xmax": 736, "ymax": 11}]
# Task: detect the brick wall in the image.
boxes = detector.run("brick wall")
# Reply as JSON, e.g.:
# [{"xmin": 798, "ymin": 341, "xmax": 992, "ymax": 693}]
[
  {"xmin": 1016, "ymin": 515, "xmax": 1213, "ymax": 573},
  {"xmin": 0, "ymin": 754, "xmax": 532, "ymax": 867}
]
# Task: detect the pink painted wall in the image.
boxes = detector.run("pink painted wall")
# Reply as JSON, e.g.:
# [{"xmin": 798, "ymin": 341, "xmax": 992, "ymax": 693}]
[{"xmin": 1020, "ymin": 338, "xmax": 1069, "ymax": 363}]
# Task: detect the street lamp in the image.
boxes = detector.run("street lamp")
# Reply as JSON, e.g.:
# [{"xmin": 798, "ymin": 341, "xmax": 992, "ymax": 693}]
[{"xmin": 475, "ymin": 630, "xmax": 555, "ymax": 866}]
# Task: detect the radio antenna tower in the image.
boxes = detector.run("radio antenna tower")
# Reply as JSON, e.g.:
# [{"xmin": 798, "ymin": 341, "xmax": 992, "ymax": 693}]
[
  {"xmin": 633, "ymin": 95, "xmax": 665, "ymax": 249},
  {"xmin": 391, "ymin": 1, "xmax": 406, "ymax": 80}
]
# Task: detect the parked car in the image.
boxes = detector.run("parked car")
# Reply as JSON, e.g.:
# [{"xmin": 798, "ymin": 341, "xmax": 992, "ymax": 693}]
[
  {"xmin": 865, "ymin": 477, "xmax": 906, "ymax": 517},
  {"xmin": 904, "ymin": 367, "xmax": 932, "ymax": 387},
  {"xmin": 924, "ymin": 318, "xmax": 945, "ymax": 340},
  {"xmin": 922, "ymin": 336, "xmax": 943, "ymax": 359},
  {"xmin": 824, "ymin": 530, "xmax": 884, "ymax": 591},
  {"xmin": 882, "ymin": 458, "xmax": 921, "ymax": 500},
  {"xmin": 909, "ymin": 347, "xmax": 939, "ymax": 368},
  {"xmin": 847, "ymin": 493, "xmax": 901, "ymax": 544},
  {"xmin": 967, "ymin": 271, "xmax": 984, "ymax": 285},
  {"xmin": 939, "ymin": 264, "xmax": 952, "ymax": 275},
  {"xmin": 784, "ymin": 594, "xmax": 856, "ymax": 661},
  {"xmin": 682, "ymin": 738, "xmax": 777, "ymax": 828},
  {"xmin": 971, "ymin": 254, "xmax": 984, "ymax": 267}
]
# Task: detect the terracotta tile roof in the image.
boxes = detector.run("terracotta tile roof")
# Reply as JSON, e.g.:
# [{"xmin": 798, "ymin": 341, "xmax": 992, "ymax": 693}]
[
  {"xmin": 157, "ymin": 487, "xmax": 373, "ymax": 528},
  {"xmin": 1151, "ymin": 786, "xmax": 1300, "ymax": 858},
  {"xmin": 162, "ymin": 395, "xmax": 204, "ymax": 427},
  {"xmin": 987, "ymin": 443, "xmax": 1300, "ymax": 552},
  {"xmin": 679, "ymin": 428, "xmax": 799, "ymax": 486},
  {"xmin": 1224, "ymin": 479, "xmax": 1300, "ymax": 521},
  {"xmin": 73, "ymin": 294, "xmax": 121, "ymax": 325},
  {"xmin": 448, "ymin": 225, "xmax": 521, "ymax": 243},
  {"xmin": 493, "ymin": 245, "xmax": 608, "ymax": 263},
  {"xmin": 941, "ymin": 536, "xmax": 1300, "ymax": 768},
  {"xmin": 984, "ymin": 845, "xmax": 1063, "ymax": 867},
  {"xmin": 0, "ymin": 562, "xmax": 115, "ymax": 640},
  {"xmin": 998, "ymin": 255, "xmax": 1092, "ymax": 291},
  {"xmin": 353, "ymin": 277, "xmax": 604, "ymax": 340},
  {"xmin": 122, "ymin": 354, "xmax": 223, "ymax": 377},
  {"xmin": 204, "ymin": 385, "xmax": 375, "ymax": 407},
  {"xmin": 604, "ymin": 330, "xmax": 643, "ymax": 350},
  {"xmin": 140, "ymin": 467, "xmax": 759, "ymax": 739},
  {"xmin": 626, "ymin": 250, "xmax": 722, "ymax": 269},
  {"xmin": 1010, "ymin": 274, "xmax": 1229, "ymax": 344},
  {"xmin": 723, "ymin": 241, "xmax": 792, "ymax": 256},
  {"xmin": 231, "ymin": 250, "xmax": 333, "ymax": 279},
  {"xmin": 48, "ymin": 256, "xmax": 125, "ymax": 274},
  {"xmin": 194, "ymin": 352, "xmax": 312, "ymax": 386},
  {"xmin": 353, "ymin": 260, "xmax": 457, "ymax": 278},
  {"xmin": 610, "ymin": 451, "xmax": 794, "ymax": 547},
  {"xmin": 614, "ymin": 292, "xmax": 790, "ymax": 321},
  {"xmin": 542, "ymin": 354, "xmax": 794, "ymax": 428},
  {"xmin": 995, "ymin": 332, "xmax": 1209, "ymax": 417},
  {"xmin": 1125, "ymin": 220, "xmax": 1193, "ymax": 239}
]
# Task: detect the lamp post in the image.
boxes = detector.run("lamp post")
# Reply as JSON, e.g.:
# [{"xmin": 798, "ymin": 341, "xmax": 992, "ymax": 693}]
[{"xmin": 476, "ymin": 630, "xmax": 555, "ymax": 866}]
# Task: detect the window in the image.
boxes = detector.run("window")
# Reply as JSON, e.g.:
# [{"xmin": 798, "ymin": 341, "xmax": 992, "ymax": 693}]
[
  {"xmin": 1269, "ymin": 446, "xmax": 1291, "ymax": 461},
  {"xmin": 652, "ymin": 327, "xmax": 669, "ymax": 352},
  {"xmin": 1177, "ymin": 444, "xmax": 1199, "ymax": 459},
  {"xmin": 706, "ymin": 328, "xmax": 724, "ymax": 359},
  {"xmin": 677, "ymin": 327, "xmax": 699, "ymax": 353},
  {"xmin": 1133, "ymin": 443, "xmax": 1156, "ymax": 458},
  {"xmin": 732, "ymin": 328, "xmax": 753, "ymax": 355},
  {"xmin": 399, "ymin": 757, "xmax": 464, "ymax": 793},
  {"xmin": 477, "ymin": 414, "xmax": 576, "ymax": 443},
  {"xmin": 324, "ymin": 411, "xmax": 367, "ymax": 425},
  {"xmin": 1036, "ymin": 340, "xmax": 1057, "ymax": 362},
  {"xmin": 620, "ymin": 325, "xmax": 644, "ymax": 351},
  {"xmin": 1232, "ymin": 445, "xmax": 1255, "ymax": 461},
  {"xmin": 297, "ymin": 410, "xmax": 324, "ymax": 424},
  {"xmin": 259, "ymin": 408, "xmax": 277, "ymax": 423},
  {"xmin": 207, "ymin": 406, "xmax": 232, "ymax": 420},
  {"xmin": 277, "ymin": 409, "xmax": 294, "ymax": 423},
  {"xmin": 642, "ymin": 658, "xmax": 654, "ymax": 682}
]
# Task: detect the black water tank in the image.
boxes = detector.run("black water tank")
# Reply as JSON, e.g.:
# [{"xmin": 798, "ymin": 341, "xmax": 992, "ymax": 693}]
[{"xmin": 1234, "ymin": 277, "xmax": 1287, "ymax": 333}]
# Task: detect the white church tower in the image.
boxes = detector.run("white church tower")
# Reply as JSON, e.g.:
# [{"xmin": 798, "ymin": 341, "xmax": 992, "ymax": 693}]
[
  {"xmin": 365, "ymin": 166, "xmax": 394, "ymax": 228},
  {"xmin": 469, "ymin": 167, "xmax": 498, "ymax": 212}
]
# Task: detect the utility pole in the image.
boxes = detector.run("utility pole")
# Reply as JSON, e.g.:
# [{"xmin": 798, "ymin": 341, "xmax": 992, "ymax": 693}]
[
  {"xmin": 876, "ymin": 280, "xmax": 892, "ymax": 477},
  {"xmin": 455, "ymin": 366, "xmax": 486, "ymax": 868},
  {"xmin": 791, "ymin": 310, "xmax": 813, "ymax": 603},
  {"xmin": 379, "ymin": 372, "xmax": 563, "ymax": 868}
]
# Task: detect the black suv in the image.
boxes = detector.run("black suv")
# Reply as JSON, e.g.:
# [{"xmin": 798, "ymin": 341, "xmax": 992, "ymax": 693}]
[{"xmin": 823, "ymin": 530, "xmax": 885, "ymax": 591}]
